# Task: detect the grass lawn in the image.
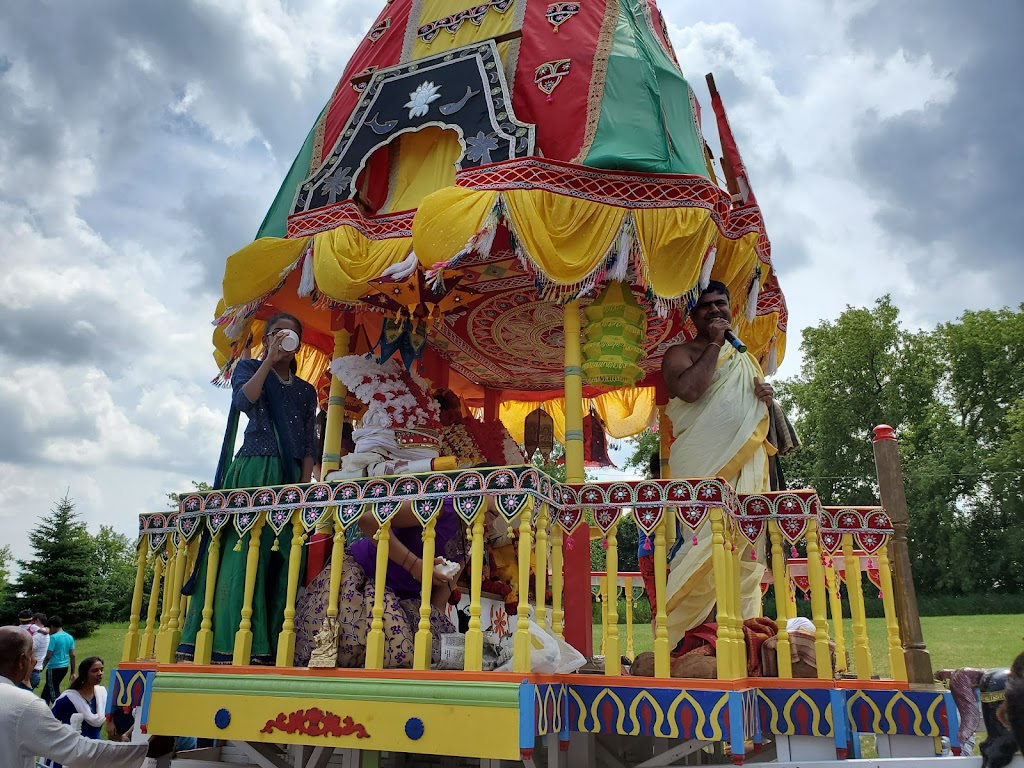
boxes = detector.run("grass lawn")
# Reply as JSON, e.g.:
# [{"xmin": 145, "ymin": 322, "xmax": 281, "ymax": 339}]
[
  {"xmin": 595, "ymin": 613, "xmax": 1023, "ymax": 676},
  {"xmin": 74, "ymin": 622, "xmax": 128, "ymax": 687}
]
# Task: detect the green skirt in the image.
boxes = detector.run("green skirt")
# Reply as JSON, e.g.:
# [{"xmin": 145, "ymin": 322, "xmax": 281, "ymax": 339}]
[{"xmin": 177, "ymin": 455, "xmax": 305, "ymax": 664}]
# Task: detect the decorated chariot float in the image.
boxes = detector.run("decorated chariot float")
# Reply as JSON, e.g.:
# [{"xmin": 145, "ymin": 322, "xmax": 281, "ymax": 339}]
[{"xmin": 106, "ymin": 1, "xmax": 989, "ymax": 765}]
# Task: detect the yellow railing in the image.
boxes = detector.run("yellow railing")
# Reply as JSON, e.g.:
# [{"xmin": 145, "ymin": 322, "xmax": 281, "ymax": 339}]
[{"xmin": 123, "ymin": 474, "xmax": 906, "ymax": 682}]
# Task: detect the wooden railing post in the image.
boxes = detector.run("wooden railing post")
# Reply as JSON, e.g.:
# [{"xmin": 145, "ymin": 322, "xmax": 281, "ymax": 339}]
[{"xmin": 872, "ymin": 425, "xmax": 933, "ymax": 684}]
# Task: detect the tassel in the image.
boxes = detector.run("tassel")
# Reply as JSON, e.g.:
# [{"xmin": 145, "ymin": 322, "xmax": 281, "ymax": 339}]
[
  {"xmin": 803, "ymin": 592, "xmax": 809, "ymax": 601},
  {"xmin": 750, "ymin": 549, "xmax": 757, "ymax": 561},
  {"xmin": 867, "ymin": 558, "xmax": 875, "ymax": 569},
  {"xmin": 233, "ymin": 539, "xmax": 243, "ymax": 552},
  {"xmin": 877, "ymin": 590, "xmax": 883, "ymax": 599},
  {"xmin": 745, "ymin": 270, "xmax": 760, "ymax": 323},
  {"xmin": 790, "ymin": 545, "xmax": 798, "ymax": 558},
  {"xmin": 608, "ymin": 219, "xmax": 631, "ymax": 282},
  {"xmin": 476, "ymin": 222, "xmax": 497, "ymax": 259},
  {"xmin": 271, "ymin": 536, "xmax": 280, "ymax": 552},
  {"xmin": 699, "ymin": 245, "xmax": 717, "ymax": 290},
  {"xmin": 297, "ymin": 243, "xmax": 315, "ymax": 297},
  {"xmin": 765, "ymin": 343, "xmax": 778, "ymax": 376},
  {"xmin": 643, "ymin": 535, "xmax": 652, "ymax": 549},
  {"xmin": 565, "ymin": 535, "xmax": 574, "ymax": 551},
  {"xmin": 692, "ymin": 535, "xmax": 698, "ymax": 546},
  {"xmin": 601, "ymin": 538, "xmax": 608, "ymax": 550}
]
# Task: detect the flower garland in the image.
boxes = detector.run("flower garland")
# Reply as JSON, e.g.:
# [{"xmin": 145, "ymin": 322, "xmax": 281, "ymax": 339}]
[{"xmin": 330, "ymin": 355, "xmax": 442, "ymax": 431}]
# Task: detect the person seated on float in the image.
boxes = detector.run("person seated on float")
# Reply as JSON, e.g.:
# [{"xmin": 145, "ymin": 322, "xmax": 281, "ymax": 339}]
[
  {"xmin": 295, "ymin": 355, "xmax": 466, "ymax": 669},
  {"xmin": 177, "ymin": 312, "xmax": 317, "ymax": 665}
]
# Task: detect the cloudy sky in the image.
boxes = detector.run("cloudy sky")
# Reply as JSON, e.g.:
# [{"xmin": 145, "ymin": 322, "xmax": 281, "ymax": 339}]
[{"xmin": 0, "ymin": 1, "xmax": 1020, "ymax": 563}]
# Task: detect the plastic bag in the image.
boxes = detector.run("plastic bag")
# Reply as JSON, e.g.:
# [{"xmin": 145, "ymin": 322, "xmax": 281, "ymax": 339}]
[
  {"xmin": 554, "ymin": 632, "xmax": 587, "ymax": 674},
  {"xmin": 495, "ymin": 620, "xmax": 561, "ymax": 674}
]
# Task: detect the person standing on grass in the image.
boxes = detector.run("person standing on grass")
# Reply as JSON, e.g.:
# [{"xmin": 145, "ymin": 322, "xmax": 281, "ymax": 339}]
[
  {"xmin": 29, "ymin": 613, "xmax": 49, "ymax": 692},
  {"xmin": 42, "ymin": 616, "xmax": 75, "ymax": 705},
  {"xmin": 47, "ymin": 657, "xmax": 107, "ymax": 768},
  {"xmin": 0, "ymin": 626, "xmax": 172, "ymax": 768}
]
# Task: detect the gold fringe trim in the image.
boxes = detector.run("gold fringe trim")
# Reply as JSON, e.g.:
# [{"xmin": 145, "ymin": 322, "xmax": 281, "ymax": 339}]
[{"xmin": 573, "ymin": 0, "xmax": 620, "ymax": 164}]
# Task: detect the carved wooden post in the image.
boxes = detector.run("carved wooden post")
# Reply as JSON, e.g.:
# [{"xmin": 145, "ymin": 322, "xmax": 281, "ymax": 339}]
[{"xmin": 872, "ymin": 424, "xmax": 933, "ymax": 684}]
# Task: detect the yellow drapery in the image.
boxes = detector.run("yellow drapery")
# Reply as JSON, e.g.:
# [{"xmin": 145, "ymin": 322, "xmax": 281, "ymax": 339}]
[
  {"xmin": 312, "ymin": 228, "xmax": 413, "ymax": 304},
  {"xmin": 383, "ymin": 127, "xmax": 463, "ymax": 214},
  {"xmin": 221, "ymin": 237, "xmax": 309, "ymax": 309},
  {"xmin": 500, "ymin": 387, "xmax": 656, "ymax": 444},
  {"xmin": 411, "ymin": 0, "xmax": 517, "ymax": 63}
]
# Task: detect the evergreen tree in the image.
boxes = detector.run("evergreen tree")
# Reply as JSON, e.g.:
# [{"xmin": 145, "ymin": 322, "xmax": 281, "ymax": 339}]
[
  {"xmin": 0, "ymin": 545, "xmax": 14, "ymax": 624},
  {"xmin": 16, "ymin": 495, "xmax": 99, "ymax": 638}
]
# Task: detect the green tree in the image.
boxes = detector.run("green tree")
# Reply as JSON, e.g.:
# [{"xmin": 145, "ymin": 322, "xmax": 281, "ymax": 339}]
[
  {"xmin": 16, "ymin": 495, "xmax": 99, "ymax": 638},
  {"xmin": 774, "ymin": 296, "xmax": 940, "ymax": 505},
  {"xmin": 623, "ymin": 429, "xmax": 659, "ymax": 475},
  {"xmin": 0, "ymin": 545, "xmax": 14, "ymax": 624},
  {"xmin": 93, "ymin": 526, "xmax": 139, "ymax": 623}
]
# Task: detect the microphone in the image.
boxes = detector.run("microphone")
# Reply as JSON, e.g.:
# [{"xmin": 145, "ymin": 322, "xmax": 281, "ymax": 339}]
[{"xmin": 724, "ymin": 330, "xmax": 747, "ymax": 353}]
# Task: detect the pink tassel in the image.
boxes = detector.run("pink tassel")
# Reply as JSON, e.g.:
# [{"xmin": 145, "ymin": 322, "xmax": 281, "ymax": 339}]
[
  {"xmin": 730, "ymin": 542, "xmax": 735, "ymax": 552},
  {"xmin": 877, "ymin": 590, "xmax": 883, "ymax": 599},
  {"xmin": 803, "ymin": 592, "xmax": 809, "ymax": 601},
  {"xmin": 790, "ymin": 545, "xmax": 798, "ymax": 558},
  {"xmin": 643, "ymin": 536, "xmax": 652, "ymax": 549},
  {"xmin": 868, "ymin": 558, "xmax": 875, "ymax": 569},
  {"xmin": 601, "ymin": 538, "xmax": 609, "ymax": 550},
  {"xmin": 750, "ymin": 550, "xmax": 757, "ymax": 561},
  {"xmin": 565, "ymin": 536, "xmax": 575, "ymax": 551},
  {"xmin": 692, "ymin": 535, "xmax": 698, "ymax": 546},
  {"xmin": 546, "ymin": 94, "xmax": 553, "ymax": 103}
]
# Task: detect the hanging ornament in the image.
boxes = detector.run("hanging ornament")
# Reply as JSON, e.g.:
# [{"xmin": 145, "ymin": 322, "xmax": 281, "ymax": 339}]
[
  {"xmin": 523, "ymin": 407, "xmax": 555, "ymax": 462},
  {"xmin": 582, "ymin": 280, "xmax": 647, "ymax": 387}
]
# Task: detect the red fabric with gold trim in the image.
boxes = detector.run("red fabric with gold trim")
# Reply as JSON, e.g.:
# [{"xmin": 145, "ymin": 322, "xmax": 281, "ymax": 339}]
[
  {"xmin": 512, "ymin": 0, "xmax": 609, "ymax": 161},
  {"xmin": 320, "ymin": 3, "xmax": 409, "ymax": 165}
]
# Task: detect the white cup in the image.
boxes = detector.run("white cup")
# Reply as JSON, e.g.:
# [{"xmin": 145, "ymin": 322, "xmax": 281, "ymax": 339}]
[{"xmin": 279, "ymin": 329, "xmax": 300, "ymax": 352}]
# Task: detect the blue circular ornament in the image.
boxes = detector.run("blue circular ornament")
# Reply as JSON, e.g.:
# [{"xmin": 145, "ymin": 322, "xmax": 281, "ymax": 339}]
[
  {"xmin": 214, "ymin": 708, "xmax": 231, "ymax": 729},
  {"xmin": 404, "ymin": 717, "xmax": 424, "ymax": 740}
]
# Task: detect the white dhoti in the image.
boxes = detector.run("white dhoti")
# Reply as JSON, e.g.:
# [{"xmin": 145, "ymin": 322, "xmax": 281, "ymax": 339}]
[{"xmin": 664, "ymin": 346, "xmax": 771, "ymax": 648}]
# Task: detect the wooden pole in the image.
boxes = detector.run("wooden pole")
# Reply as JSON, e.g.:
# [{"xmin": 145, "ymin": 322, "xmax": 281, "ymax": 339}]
[{"xmin": 872, "ymin": 424, "xmax": 933, "ymax": 684}]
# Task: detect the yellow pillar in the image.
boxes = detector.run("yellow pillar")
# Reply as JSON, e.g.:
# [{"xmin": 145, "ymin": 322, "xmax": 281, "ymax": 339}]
[
  {"xmin": 513, "ymin": 509, "xmax": 535, "ymax": 673},
  {"xmin": 232, "ymin": 515, "xmax": 267, "ymax": 666},
  {"xmin": 604, "ymin": 520, "xmax": 621, "ymax": 676},
  {"xmin": 624, "ymin": 575, "xmax": 635, "ymax": 662},
  {"xmin": 824, "ymin": 557, "xmax": 847, "ymax": 673},
  {"xmin": 276, "ymin": 512, "xmax": 307, "ymax": 667},
  {"xmin": 156, "ymin": 537, "xmax": 189, "ymax": 663},
  {"xmin": 877, "ymin": 543, "xmax": 907, "ymax": 681},
  {"xmin": 709, "ymin": 508, "xmax": 733, "ymax": 678},
  {"xmin": 327, "ymin": 514, "xmax": 346, "ymax": 624},
  {"xmin": 321, "ymin": 327, "xmax": 352, "ymax": 476},
  {"xmin": 140, "ymin": 553, "xmax": 164, "ymax": 659},
  {"xmin": 193, "ymin": 530, "xmax": 223, "ymax": 665},
  {"xmin": 551, "ymin": 525, "xmax": 564, "ymax": 640},
  {"xmin": 768, "ymin": 522, "xmax": 792, "ymax": 677},
  {"xmin": 535, "ymin": 503, "xmax": 550, "ymax": 629},
  {"xmin": 653, "ymin": 512, "xmax": 671, "ymax": 678},
  {"xmin": 413, "ymin": 517, "xmax": 438, "ymax": 671},
  {"xmin": 563, "ymin": 301, "xmax": 585, "ymax": 478},
  {"xmin": 122, "ymin": 540, "xmax": 149, "ymax": 662},
  {"xmin": 464, "ymin": 511, "xmax": 486, "ymax": 671},
  {"xmin": 805, "ymin": 520, "xmax": 832, "ymax": 679},
  {"xmin": 599, "ymin": 576, "xmax": 609, "ymax": 656},
  {"xmin": 843, "ymin": 534, "xmax": 873, "ymax": 679},
  {"xmin": 364, "ymin": 519, "xmax": 392, "ymax": 670},
  {"xmin": 157, "ymin": 542, "xmax": 174, "ymax": 634}
]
